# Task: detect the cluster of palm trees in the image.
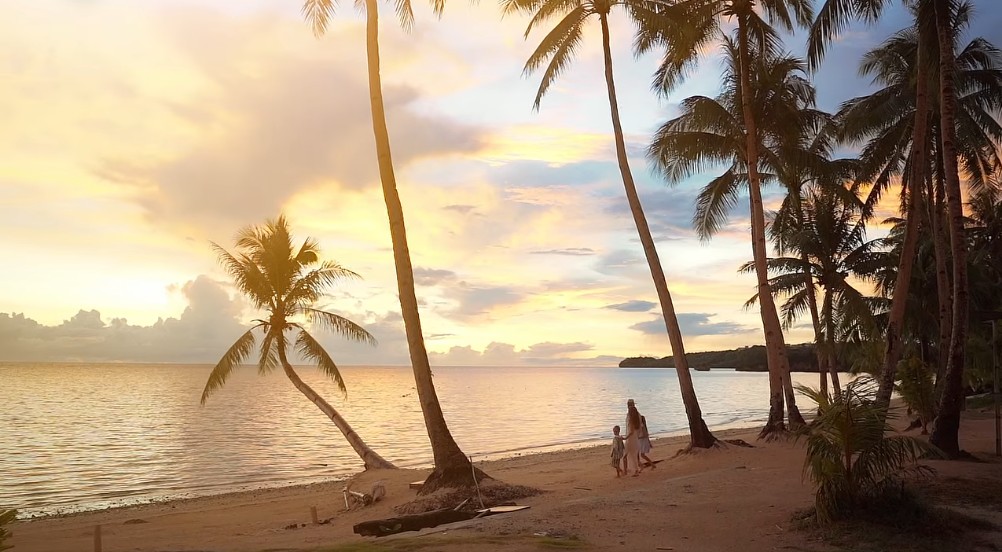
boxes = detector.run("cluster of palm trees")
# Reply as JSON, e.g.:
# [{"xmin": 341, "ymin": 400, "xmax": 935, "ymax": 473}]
[
  {"xmin": 199, "ymin": 0, "xmax": 1000, "ymax": 493},
  {"xmin": 508, "ymin": 0, "xmax": 1001, "ymax": 457}
]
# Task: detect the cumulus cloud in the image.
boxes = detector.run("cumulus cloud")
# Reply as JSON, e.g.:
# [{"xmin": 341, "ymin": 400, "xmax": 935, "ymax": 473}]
[
  {"xmin": 428, "ymin": 340, "xmax": 609, "ymax": 366},
  {"xmin": 629, "ymin": 312, "xmax": 753, "ymax": 337},
  {"xmin": 604, "ymin": 300, "xmax": 656, "ymax": 312},
  {"xmin": 0, "ymin": 276, "xmax": 245, "ymax": 362}
]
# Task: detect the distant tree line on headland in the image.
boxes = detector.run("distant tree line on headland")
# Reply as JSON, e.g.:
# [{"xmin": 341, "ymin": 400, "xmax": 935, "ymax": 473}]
[{"xmin": 619, "ymin": 344, "xmax": 849, "ymax": 373}]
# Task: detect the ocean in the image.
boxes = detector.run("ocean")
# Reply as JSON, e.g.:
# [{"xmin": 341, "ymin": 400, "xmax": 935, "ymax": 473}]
[{"xmin": 0, "ymin": 363, "xmax": 827, "ymax": 516}]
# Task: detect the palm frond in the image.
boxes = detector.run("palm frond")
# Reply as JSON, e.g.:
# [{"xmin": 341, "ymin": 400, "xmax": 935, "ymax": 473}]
[
  {"xmin": 201, "ymin": 329, "xmax": 257, "ymax": 405},
  {"xmin": 523, "ymin": 5, "xmax": 589, "ymax": 110},
  {"xmin": 305, "ymin": 308, "xmax": 377, "ymax": 345},
  {"xmin": 295, "ymin": 329, "xmax": 348, "ymax": 396}
]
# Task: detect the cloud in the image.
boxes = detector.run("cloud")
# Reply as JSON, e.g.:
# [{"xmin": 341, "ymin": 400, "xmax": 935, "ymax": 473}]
[
  {"xmin": 0, "ymin": 276, "xmax": 246, "ymax": 362},
  {"xmin": 530, "ymin": 247, "xmax": 596, "ymax": 256},
  {"xmin": 441, "ymin": 283, "xmax": 526, "ymax": 319},
  {"xmin": 92, "ymin": 6, "xmax": 484, "ymax": 232},
  {"xmin": 428, "ymin": 340, "xmax": 602, "ymax": 366},
  {"xmin": 442, "ymin": 204, "xmax": 477, "ymax": 214},
  {"xmin": 412, "ymin": 267, "xmax": 457, "ymax": 286},
  {"xmin": 604, "ymin": 300, "xmax": 656, "ymax": 312},
  {"xmin": 629, "ymin": 312, "xmax": 753, "ymax": 337}
]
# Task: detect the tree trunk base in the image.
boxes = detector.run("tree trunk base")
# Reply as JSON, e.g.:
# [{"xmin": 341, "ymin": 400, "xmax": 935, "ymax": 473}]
[
  {"xmin": 787, "ymin": 405, "xmax": 807, "ymax": 429},
  {"xmin": 418, "ymin": 465, "xmax": 492, "ymax": 496},
  {"xmin": 757, "ymin": 421, "xmax": 789, "ymax": 442},
  {"xmin": 363, "ymin": 456, "xmax": 397, "ymax": 470},
  {"xmin": 689, "ymin": 419, "xmax": 717, "ymax": 449}
]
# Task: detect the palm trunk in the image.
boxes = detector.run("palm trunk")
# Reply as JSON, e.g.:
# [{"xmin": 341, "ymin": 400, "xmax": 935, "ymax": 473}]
[
  {"xmin": 804, "ymin": 261, "xmax": 828, "ymax": 399},
  {"xmin": 278, "ymin": 346, "xmax": 395, "ymax": 470},
  {"xmin": 931, "ymin": 140, "xmax": 953, "ymax": 405},
  {"xmin": 829, "ymin": 356, "xmax": 842, "ymax": 397},
  {"xmin": 363, "ymin": 0, "xmax": 480, "ymax": 488},
  {"xmin": 930, "ymin": 0, "xmax": 970, "ymax": 458},
  {"xmin": 599, "ymin": 13, "xmax": 715, "ymax": 448},
  {"xmin": 737, "ymin": 18, "xmax": 800, "ymax": 435},
  {"xmin": 876, "ymin": 35, "xmax": 930, "ymax": 411}
]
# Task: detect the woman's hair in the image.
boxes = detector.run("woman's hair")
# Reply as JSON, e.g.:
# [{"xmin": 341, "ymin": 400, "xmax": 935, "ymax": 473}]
[{"xmin": 627, "ymin": 405, "xmax": 641, "ymax": 430}]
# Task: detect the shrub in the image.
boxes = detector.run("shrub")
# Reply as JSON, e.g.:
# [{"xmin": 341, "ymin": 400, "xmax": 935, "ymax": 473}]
[
  {"xmin": 896, "ymin": 357, "xmax": 936, "ymax": 433},
  {"xmin": 796, "ymin": 378, "xmax": 943, "ymax": 523},
  {"xmin": 0, "ymin": 508, "xmax": 16, "ymax": 551}
]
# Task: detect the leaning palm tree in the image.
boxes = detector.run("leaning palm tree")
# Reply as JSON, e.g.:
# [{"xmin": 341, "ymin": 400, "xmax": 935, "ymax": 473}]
[
  {"xmin": 649, "ymin": 38, "xmax": 817, "ymax": 433},
  {"xmin": 200, "ymin": 216, "xmax": 394, "ymax": 470},
  {"xmin": 500, "ymin": 0, "xmax": 717, "ymax": 448},
  {"xmin": 638, "ymin": 0, "xmax": 812, "ymax": 436},
  {"xmin": 302, "ymin": 1, "xmax": 483, "ymax": 489}
]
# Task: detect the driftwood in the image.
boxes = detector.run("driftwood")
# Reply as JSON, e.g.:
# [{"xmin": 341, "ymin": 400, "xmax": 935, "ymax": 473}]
[
  {"xmin": 353, "ymin": 507, "xmax": 477, "ymax": 537},
  {"xmin": 353, "ymin": 504, "xmax": 531, "ymax": 537}
]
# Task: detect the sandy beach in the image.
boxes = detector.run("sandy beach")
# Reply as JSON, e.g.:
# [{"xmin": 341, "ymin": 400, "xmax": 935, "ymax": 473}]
[{"xmin": 9, "ymin": 408, "xmax": 1002, "ymax": 552}]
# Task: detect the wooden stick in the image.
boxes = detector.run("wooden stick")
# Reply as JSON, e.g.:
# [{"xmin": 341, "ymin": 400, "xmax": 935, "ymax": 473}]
[
  {"xmin": 470, "ymin": 455, "xmax": 484, "ymax": 509},
  {"xmin": 94, "ymin": 524, "xmax": 102, "ymax": 552},
  {"xmin": 310, "ymin": 506, "xmax": 319, "ymax": 525}
]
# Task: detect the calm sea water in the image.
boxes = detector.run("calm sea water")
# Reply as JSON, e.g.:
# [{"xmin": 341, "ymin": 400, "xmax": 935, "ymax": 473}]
[{"xmin": 0, "ymin": 363, "xmax": 827, "ymax": 516}]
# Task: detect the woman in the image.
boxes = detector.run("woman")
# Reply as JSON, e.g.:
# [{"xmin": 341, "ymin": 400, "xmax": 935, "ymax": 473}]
[{"xmin": 624, "ymin": 399, "xmax": 642, "ymax": 477}]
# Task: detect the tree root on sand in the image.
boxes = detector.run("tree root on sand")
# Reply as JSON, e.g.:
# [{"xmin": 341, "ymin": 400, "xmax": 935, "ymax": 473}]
[
  {"xmin": 418, "ymin": 465, "xmax": 491, "ymax": 496},
  {"xmin": 396, "ymin": 480, "xmax": 543, "ymax": 515}
]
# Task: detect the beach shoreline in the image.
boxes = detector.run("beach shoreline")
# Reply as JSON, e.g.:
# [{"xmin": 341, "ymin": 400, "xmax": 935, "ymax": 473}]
[
  {"xmin": 9, "ymin": 412, "xmax": 1002, "ymax": 552},
  {"xmin": 11, "ymin": 416, "xmax": 769, "ymax": 521}
]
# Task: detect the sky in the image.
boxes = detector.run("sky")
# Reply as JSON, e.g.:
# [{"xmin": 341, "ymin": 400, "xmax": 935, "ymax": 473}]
[{"xmin": 1, "ymin": 0, "xmax": 1000, "ymax": 366}]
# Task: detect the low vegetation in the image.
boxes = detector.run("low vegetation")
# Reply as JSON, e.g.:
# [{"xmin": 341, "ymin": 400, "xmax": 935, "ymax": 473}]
[{"xmin": 795, "ymin": 378, "xmax": 942, "ymax": 523}]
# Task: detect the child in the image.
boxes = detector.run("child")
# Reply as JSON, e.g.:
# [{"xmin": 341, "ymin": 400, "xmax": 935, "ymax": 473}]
[
  {"xmin": 610, "ymin": 425, "xmax": 626, "ymax": 477},
  {"xmin": 639, "ymin": 416, "xmax": 655, "ymax": 470}
]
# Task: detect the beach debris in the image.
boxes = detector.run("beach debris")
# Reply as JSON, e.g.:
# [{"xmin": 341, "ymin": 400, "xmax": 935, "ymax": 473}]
[
  {"xmin": 409, "ymin": 480, "xmax": 425, "ymax": 491},
  {"xmin": 310, "ymin": 506, "xmax": 319, "ymax": 525},
  {"xmin": 93, "ymin": 524, "xmax": 102, "ymax": 552},
  {"xmin": 723, "ymin": 439, "xmax": 754, "ymax": 448},
  {"xmin": 574, "ymin": 487, "xmax": 592, "ymax": 491},
  {"xmin": 343, "ymin": 481, "xmax": 386, "ymax": 510},
  {"xmin": 354, "ymin": 502, "xmax": 530, "ymax": 537},
  {"xmin": 123, "ymin": 518, "xmax": 148, "ymax": 524}
]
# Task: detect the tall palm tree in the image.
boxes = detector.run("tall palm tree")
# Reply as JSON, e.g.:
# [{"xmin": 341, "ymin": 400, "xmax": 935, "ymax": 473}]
[
  {"xmin": 745, "ymin": 185, "xmax": 883, "ymax": 401},
  {"xmin": 639, "ymin": 0, "xmax": 812, "ymax": 436},
  {"xmin": 201, "ymin": 216, "xmax": 394, "ymax": 470},
  {"xmin": 928, "ymin": 0, "xmax": 972, "ymax": 457},
  {"xmin": 501, "ymin": 0, "xmax": 717, "ymax": 448},
  {"xmin": 648, "ymin": 38, "xmax": 817, "ymax": 433},
  {"xmin": 302, "ymin": 1, "xmax": 483, "ymax": 488}
]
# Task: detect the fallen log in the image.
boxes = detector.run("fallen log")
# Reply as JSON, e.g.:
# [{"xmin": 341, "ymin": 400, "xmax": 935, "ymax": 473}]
[{"xmin": 353, "ymin": 508, "xmax": 477, "ymax": 537}]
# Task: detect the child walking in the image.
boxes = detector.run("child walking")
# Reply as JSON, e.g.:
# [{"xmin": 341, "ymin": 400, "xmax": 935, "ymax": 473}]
[
  {"xmin": 610, "ymin": 425, "xmax": 626, "ymax": 477},
  {"xmin": 639, "ymin": 415, "xmax": 655, "ymax": 470}
]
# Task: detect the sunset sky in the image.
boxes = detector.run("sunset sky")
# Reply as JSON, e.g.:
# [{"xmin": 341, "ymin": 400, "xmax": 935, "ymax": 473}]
[{"xmin": 2, "ymin": 0, "xmax": 1000, "ymax": 365}]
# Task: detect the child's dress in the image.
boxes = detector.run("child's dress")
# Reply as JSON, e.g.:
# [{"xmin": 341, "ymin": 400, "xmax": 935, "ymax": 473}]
[
  {"xmin": 639, "ymin": 422, "xmax": 653, "ymax": 455},
  {"xmin": 610, "ymin": 435, "xmax": 625, "ymax": 468}
]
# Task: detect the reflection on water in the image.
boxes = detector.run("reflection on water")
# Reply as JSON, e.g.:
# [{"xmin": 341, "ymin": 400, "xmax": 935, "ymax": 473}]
[{"xmin": 0, "ymin": 363, "xmax": 828, "ymax": 515}]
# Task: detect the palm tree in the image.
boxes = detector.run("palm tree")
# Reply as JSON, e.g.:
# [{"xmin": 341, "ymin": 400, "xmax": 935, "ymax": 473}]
[
  {"xmin": 639, "ymin": 0, "xmax": 812, "ymax": 436},
  {"xmin": 648, "ymin": 38, "xmax": 816, "ymax": 433},
  {"xmin": 746, "ymin": 184, "xmax": 883, "ymax": 402},
  {"xmin": 769, "ymin": 110, "xmax": 858, "ymax": 399},
  {"xmin": 302, "ymin": 1, "xmax": 483, "ymax": 488},
  {"xmin": 501, "ymin": 0, "xmax": 717, "ymax": 448},
  {"xmin": 201, "ymin": 216, "xmax": 394, "ymax": 470}
]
